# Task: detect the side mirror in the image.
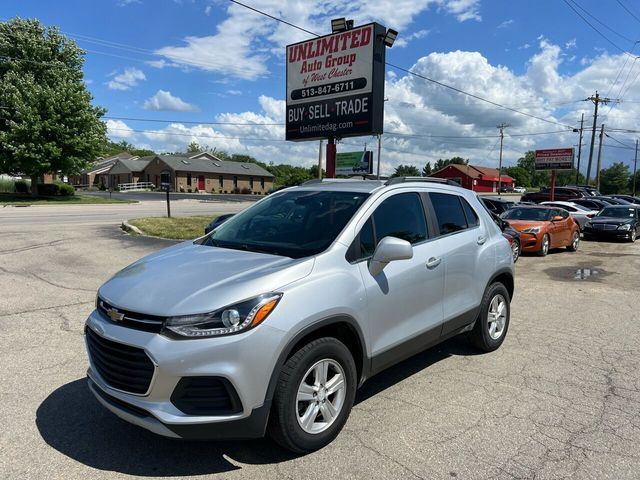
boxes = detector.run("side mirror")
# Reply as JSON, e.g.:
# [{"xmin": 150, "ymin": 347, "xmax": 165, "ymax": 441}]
[
  {"xmin": 552, "ymin": 215, "xmax": 563, "ymax": 222},
  {"xmin": 368, "ymin": 236, "xmax": 413, "ymax": 277}
]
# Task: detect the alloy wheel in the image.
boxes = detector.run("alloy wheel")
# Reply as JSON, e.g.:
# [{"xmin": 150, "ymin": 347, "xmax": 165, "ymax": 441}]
[
  {"xmin": 541, "ymin": 235, "xmax": 549, "ymax": 255},
  {"xmin": 572, "ymin": 232, "xmax": 579, "ymax": 250},
  {"xmin": 511, "ymin": 240, "xmax": 520, "ymax": 262},
  {"xmin": 487, "ymin": 294, "xmax": 507, "ymax": 340},
  {"xmin": 296, "ymin": 359, "xmax": 346, "ymax": 434}
]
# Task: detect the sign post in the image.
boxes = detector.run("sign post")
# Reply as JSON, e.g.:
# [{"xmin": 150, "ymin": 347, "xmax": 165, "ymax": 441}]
[
  {"xmin": 534, "ymin": 148, "xmax": 574, "ymax": 202},
  {"xmin": 286, "ymin": 22, "xmax": 387, "ymax": 177}
]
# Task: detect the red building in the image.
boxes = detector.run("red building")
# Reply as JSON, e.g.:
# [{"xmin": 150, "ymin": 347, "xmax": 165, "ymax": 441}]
[{"xmin": 429, "ymin": 164, "xmax": 514, "ymax": 193}]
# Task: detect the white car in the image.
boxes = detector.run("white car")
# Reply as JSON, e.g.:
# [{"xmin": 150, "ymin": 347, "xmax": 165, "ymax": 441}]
[
  {"xmin": 513, "ymin": 186, "xmax": 527, "ymax": 193},
  {"xmin": 541, "ymin": 201, "xmax": 598, "ymax": 230}
]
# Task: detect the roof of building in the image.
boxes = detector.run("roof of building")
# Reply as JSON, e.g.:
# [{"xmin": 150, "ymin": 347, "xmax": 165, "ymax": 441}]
[
  {"xmin": 81, "ymin": 152, "xmax": 139, "ymax": 175},
  {"xmin": 431, "ymin": 163, "xmax": 513, "ymax": 181},
  {"xmin": 110, "ymin": 156, "xmax": 154, "ymax": 173},
  {"xmin": 156, "ymin": 155, "xmax": 275, "ymax": 177}
]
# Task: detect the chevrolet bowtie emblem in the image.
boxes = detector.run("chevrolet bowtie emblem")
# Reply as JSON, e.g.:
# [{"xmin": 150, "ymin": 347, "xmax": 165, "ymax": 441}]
[{"xmin": 107, "ymin": 308, "xmax": 125, "ymax": 322}]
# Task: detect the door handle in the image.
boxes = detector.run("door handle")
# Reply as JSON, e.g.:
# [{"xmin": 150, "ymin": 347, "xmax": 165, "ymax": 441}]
[
  {"xmin": 426, "ymin": 257, "xmax": 441, "ymax": 269},
  {"xmin": 477, "ymin": 235, "xmax": 487, "ymax": 245}
]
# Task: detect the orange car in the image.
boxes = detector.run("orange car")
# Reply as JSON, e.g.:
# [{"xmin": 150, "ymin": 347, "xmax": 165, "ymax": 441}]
[{"xmin": 500, "ymin": 205, "xmax": 580, "ymax": 256}]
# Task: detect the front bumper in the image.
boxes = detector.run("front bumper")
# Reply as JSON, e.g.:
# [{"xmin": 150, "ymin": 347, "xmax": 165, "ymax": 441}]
[
  {"xmin": 84, "ymin": 308, "xmax": 286, "ymax": 439},
  {"xmin": 518, "ymin": 232, "xmax": 543, "ymax": 252},
  {"xmin": 583, "ymin": 227, "xmax": 632, "ymax": 239}
]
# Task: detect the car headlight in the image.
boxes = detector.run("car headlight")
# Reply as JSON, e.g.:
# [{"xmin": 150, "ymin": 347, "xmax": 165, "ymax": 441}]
[
  {"xmin": 164, "ymin": 293, "xmax": 282, "ymax": 338},
  {"xmin": 618, "ymin": 224, "xmax": 632, "ymax": 231},
  {"xmin": 522, "ymin": 226, "xmax": 541, "ymax": 234},
  {"xmin": 584, "ymin": 221, "xmax": 592, "ymax": 228}
]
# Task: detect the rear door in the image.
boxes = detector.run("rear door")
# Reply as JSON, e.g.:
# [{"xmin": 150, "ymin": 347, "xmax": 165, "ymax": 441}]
[
  {"xmin": 352, "ymin": 192, "xmax": 445, "ymax": 370},
  {"xmin": 425, "ymin": 192, "xmax": 490, "ymax": 334}
]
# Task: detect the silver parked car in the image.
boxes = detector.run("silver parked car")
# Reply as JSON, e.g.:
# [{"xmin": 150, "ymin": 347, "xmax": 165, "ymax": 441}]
[{"xmin": 84, "ymin": 178, "xmax": 514, "ymax": 453}]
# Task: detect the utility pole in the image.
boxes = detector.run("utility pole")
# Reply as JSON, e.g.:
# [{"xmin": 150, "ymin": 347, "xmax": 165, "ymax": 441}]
[
  {"xmin": 376, "ymin": 134, "xmax": 382, "ymax": 179},
  {"xmin": 595, "ymin": 124, "xmax": 605, "ymax": 191},
  {"xmin": 633, "ymin": 139, "xmax": 638, "ymax": 197},
  {"xmin": 497, "ymin": 123, "xmax": 509, "ymax": 195},
  {"xmin": 586, "ymin": 92, "xmax": 613, "ymax": 184},
  {"xmin": 317, "ymin": 139, "xmax": 323, "ymax": 179},
  {"xmin": 574, "ymin": 113, "xmax": 584, "ymax": 184}
]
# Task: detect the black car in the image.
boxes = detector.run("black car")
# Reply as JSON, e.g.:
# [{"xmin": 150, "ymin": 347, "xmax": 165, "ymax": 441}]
[
  {"xmin": 591, "ymin": 196, "xmax": 631, "ymax": 205},
  {"xmin": 583, "ymin": 205, "xmax": 640, "ymax": 242},
  {"xmin": 520, "ymin": 187, "xmax": 584, "ymax": 203},
  {"xmin": 565, "ymin": 185, "xmax": 601, "ymax": 196},
  {"xmin": 481, "ymin": 197, "xmax": 516, "ymax": 214},
  {"xmin": 572, "ymin": 198, "xmax": 608, "ymax": 211},
  {"xmin": 204, "ymin": 213, "xmax": 235, "ymax": 235},
  {"xmin": 489, "ymin": 211, "xmax": 521, "ymax": 262},
  {"xmin": 608, "ymin": 194, "xmax": 640, "ymax": 205}
]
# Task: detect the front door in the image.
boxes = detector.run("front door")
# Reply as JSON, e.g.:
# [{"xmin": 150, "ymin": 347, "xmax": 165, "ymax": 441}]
[
  {"xmin": 354, "ymin": 192, "xmax": 445, "ymax": 372},
  {"xmin": 198, "ymin": 175, "xmax": 205, "ymax": 190}
]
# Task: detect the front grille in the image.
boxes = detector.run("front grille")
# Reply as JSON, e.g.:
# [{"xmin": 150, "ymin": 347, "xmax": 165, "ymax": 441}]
[
  {"xmin": 171, "ymin": 377, "xmax": 242, "ymax": 416},
  {"xmin": 97, "ymin": 298, "xmax": 165, "ymax": 333},
  {"xmin": 593, "ymin": 224, "xmax": 617, "ymax": 231},
  {"xmin": 86, "ymin": 327, "xmax": 155, "ymax": 395}
]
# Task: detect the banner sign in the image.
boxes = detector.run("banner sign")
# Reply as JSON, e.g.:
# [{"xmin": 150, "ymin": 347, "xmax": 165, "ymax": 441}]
[
  {"xmin": 286, "ymin": 23, "xmax": 386, "ymax": 141},
  {"xmin": 336, "ymin": 151, "xmax": 373, "ymax": 175},
  {"xmin": 535, "ymin": 148, "xmax": 575, "ymax": 170}
]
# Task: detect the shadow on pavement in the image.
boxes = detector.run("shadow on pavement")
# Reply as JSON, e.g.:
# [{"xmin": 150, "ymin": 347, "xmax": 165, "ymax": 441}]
[{"xmin": 36, "ymin": 335, "xmax": 479, "ymax": 476}]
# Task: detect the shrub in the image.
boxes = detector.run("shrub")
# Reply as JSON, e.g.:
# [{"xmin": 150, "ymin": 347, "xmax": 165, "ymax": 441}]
[
  {"xmin": 223, "ymin": 190, "xmax": 228, "ymax": 194},
  {"xmin": 99, "ymin": 182, "xmax": 107, "ymax": 191},
  {"xmin": 37, "ymin": 183, "xmax": 60, "ymax": 196},
  {"xmin": 241, "ymin": 187, "xmax": 251, "ymax": 194},
  {"xmin": 55, "ymin": 182, "xmax": 75, "ymax": 196},
  {"xmin": 14, "ymin": 180, "xmax": 29, "ymax": 193},
  {"xmin": 187, "ymin": 188, "xmax": 191, "ymax": 193},
  {"xmin": 233, "ymin": 187, "xmax": 240, "ymax": 194},
  {"xmin": 179, "ymin": 186, "xmax": 185, "ymax": 193},
  {"xmin": 193, "ymin": 187, "xmax": 199, "ymax": 193}
]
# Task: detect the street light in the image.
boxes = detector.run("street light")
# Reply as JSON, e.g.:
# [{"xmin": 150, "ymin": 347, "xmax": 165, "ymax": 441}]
[
  {"xmin": 331, "ymin": 17, "xmax": 347, "ymax": 32},
  {"xmin": 382, "ymin": 28, "xmax": 398, "ymax": 47}
]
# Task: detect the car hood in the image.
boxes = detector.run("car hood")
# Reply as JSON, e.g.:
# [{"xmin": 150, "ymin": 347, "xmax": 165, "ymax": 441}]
[
  {"xmin": 589, "ymin": 216, "xmax": 634, "ymax": 225},
  {"xmin": 98, "ymin": 241, "xmax": 314, "ymax": 317},
  {"xmin": 503, "ymin": 220, "xmax": 548, "ymax": 231}
]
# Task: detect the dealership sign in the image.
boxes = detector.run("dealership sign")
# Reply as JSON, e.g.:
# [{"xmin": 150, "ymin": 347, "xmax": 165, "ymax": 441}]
[
  {"xmin": 534, "ymin": 148, "xmax": 575, "ymax": 170},
  {"xmin": 336, "ymin": 151, "xmax": 373, "ymax": 175},
  {"xmin": 286, "ymin": 23, "xmax": 386, "ymax": 141}
]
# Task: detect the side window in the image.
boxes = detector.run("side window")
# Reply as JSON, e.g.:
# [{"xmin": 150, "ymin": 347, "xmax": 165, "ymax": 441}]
[
  {"xmin": 560, "ymin": 209, "xmax": 570, "ymax": 219},
  {"xmin": 483, "ymin": 199, "xmax": 496, "ymax": 211},
  {"xmin": 373, "ymin": 193, "xmax": 428, "ymax": 244},
  {"xmin": 430, "ymin": 193, "xmax": 468, "ymax": 235},
  {"xmin": 359, "ymin": 218, "xmax": 376, "ymax": 258},
  {"xmin": 461, "ymin": 198, "xmax": 479, "ymax": 227}
]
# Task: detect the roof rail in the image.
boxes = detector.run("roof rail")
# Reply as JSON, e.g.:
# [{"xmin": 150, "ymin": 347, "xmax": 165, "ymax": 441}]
[{"xmin": 384, "ymin": 176, "xmax": 460, "ymax": 186}]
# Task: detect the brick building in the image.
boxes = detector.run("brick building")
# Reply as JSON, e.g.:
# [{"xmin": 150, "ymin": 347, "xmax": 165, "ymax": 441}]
[{"xmin": 429, "ymin": 164, "xmax": 514, "ymax": 193}]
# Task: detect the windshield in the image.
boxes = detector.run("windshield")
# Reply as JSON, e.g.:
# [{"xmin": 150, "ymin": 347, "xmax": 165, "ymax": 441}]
[
  {"xmin": 502, "ymin": 208, "xmax": 553, "ymax": 221},
  {"xmin": 598, "ymin": 207, "xmax": 636, "ymax": 219},
  {"xmin": 199, "ymin": 190, "xmax": 369, "ymax": 258}
]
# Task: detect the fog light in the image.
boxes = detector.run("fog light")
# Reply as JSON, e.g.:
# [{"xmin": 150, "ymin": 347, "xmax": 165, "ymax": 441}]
[{"xmin": 221, "ymin": 309, "xmax": 240, "ymax": 327}]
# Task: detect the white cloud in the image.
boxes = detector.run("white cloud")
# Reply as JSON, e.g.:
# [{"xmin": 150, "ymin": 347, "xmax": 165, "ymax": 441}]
[
  {"xmin": 565, "ymin": 38, "xmax": 577, "ymax": 49},
  {"xmin": 116, "ymin": 0, "xmax": 140, "ymax": 6},
  {"xmin": 153, "ymin": 0, "xmax": 482, "ymax": 80},
  {"xmin": 394, "ymin": 29, "xmax": 430, "ymax": 48},
  {"xmin": 106, "ymin": 67, "xmax": 146, "ymax": 90},
  {"xmin": 497, "ymin": 19, "xmax": 514, "ymax": 29},
  {"xmin": 106, "ymin": 119, "xmax": 135, "ymax": 139},
  {"xmin": 205, "ymin": 5, "xmax": 212, "ymax": 15},
  {"xmin": 143, "ymin": 90, "xmax": 200, "ymax": 112},
  {"xmin": 107, "ymin": 39, "xmax": 640, "ymax": 175},
  {"xmin": 227, "ymin": 89, "xmax": 242, "ymax": 96}
]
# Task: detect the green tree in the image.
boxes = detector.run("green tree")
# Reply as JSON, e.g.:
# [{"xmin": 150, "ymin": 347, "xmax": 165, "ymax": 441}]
[
  {"xmin": 502, "ymin": 166, "xmax": 532, "ymax": 187},
  {"xmin": 392, "ymin": 164, "xmax": 421, "ymax": 177},
  {"xmin": 186, "ymin": 141, "xmax": 201, "ymax": 153},
  {"xmin": 0, "ymin": 18, "xmax": 107, "ymax": 195},
  {"xmin": 629, "ymin": 170, "xmax": 640, "ymax": 196},
  {"xmin": 433, "ymin": 157, "xmax": 467, "ymax": 171},
  {"xmin": 555, "ymin": 169, "xmax": 585, "ymax": 186},
  {"xmin": 422, "ymin": 161, "xmax": 432, "ymax": 176},
  {"xmin": 599, "ymin": 162, "xmax": 630, "ymax": 194},
  {"xmin": 515, "ymin": 151, "xmax": 549, "ymax": 187}
]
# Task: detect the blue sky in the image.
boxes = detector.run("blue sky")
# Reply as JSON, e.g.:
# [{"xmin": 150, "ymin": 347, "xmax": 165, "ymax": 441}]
[{"xmin": 2, "ymin": 0, "xmax": 640, "ymax": 173}]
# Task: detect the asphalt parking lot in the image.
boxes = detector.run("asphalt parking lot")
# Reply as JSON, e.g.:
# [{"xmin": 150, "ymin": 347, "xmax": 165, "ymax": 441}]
[{"xmin": 1, "ymin": 210, "xmax": 640, "ymax": 479}]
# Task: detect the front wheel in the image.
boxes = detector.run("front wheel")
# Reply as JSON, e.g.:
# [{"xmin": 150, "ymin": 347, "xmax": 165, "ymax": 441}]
[
  {"xmin": 470, "ymin": 282, "xmax": 511, "ymax": 352},
  {"xmin": 629, "ymin": 228, "xmax": 637, "ymax": 243},
  {"xmin": 567, "ymin": 231, "xmax": 580, "ymax": 251},
  {"xmin": 268, "ymin": 337, "xmax": 357, "ymax": 453},
  {"xmin": 538, "ymin": 234, "xmax": 550, "ymax": 256},
  {"xmin": 511, "ymin": 239, "xmax": 520, "ymax": 263}
]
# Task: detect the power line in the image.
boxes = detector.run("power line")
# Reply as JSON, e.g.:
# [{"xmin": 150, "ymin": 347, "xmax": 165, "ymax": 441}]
[
  {"xmin": 228, "ymin": 0, "xmax": 318, "ymax": 36},
  {"xmin": 562, "ymin": 0, "xmax": 637, "ymax": 57},
  {"xmin": 616, "ymin": 0, "xmax": 640, "ymax": 24},
  {"xmin": 566, "ymin": 0, "xmax": 637, "ymax": 44},
  {"xmin": 103, "ymin": 115, "xmax": 283, "ymax": 126}
]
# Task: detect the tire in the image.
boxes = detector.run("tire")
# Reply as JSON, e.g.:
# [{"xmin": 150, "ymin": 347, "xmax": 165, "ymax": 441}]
[
  {"xmin": 537, "ymin": 234, "xmax": 550, "ymax": 257},
  {"xmin": 630, "ymin": 228, "xmax": 637, "ymax": 243},
  {"xmin": 470, "ymin": 282, "xmax": 510, "ymax": 352},
  {"xmin": 567, "ymin": 231, "xmax": 580, "ymax": 251},
  {"xmin": 511, "ymin": 239, "xmax": 520, "ymax": 263},
  {"xmin": 268, "ymin": 337, "xmax": 357, "ymax": 453}
]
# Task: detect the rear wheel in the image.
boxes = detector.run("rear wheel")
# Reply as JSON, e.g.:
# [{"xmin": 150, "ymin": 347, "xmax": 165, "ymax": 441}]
[
  {"xmin": 268, "ymin": 337, "xmax": 357, "ymax": 453},
  {"xmin": 538, "ymin": 234, "xmax": 550, "ymax": 256},
  {"xmin": 567, "ymin": 231, "xmax": 580, "ymax": 251},
  {"xmin": 470, "ymin": 282, "xmax": 510, "ymax": 352},
  {"xmin": 511, "ymin": 239, "xmax": 520, "ymax": 263}
]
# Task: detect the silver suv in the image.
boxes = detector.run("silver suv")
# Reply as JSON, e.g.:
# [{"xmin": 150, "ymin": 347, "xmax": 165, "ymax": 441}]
[{"xmin": 85, "ymin": 178, "xmax": 514, "ymax": 453}]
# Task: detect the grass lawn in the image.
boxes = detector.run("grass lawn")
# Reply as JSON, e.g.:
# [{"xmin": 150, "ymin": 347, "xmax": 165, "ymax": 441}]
[
  {"xmin": 0, "ymin": 193, "xmax": 135, "ymax": 205},
  {"xmin": 128, "ymin": 215, "xmax": 214, "ymax": 240}
]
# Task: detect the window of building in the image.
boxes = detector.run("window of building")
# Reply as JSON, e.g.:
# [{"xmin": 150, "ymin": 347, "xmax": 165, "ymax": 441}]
[
  {"xmin": 249, "ymin": 177, "xmax": 254, "ymax": 189},
  {"xmin": 187, "ymin": 173, "xmax": 192, "ymax": 186},
  {"xmin": 261, "ymin": 177, "xmax": 265, "ymax": 189},
  {"xmin": 219, "ymin": 176, "xmax": 223, "ymax": 187},
  {"xmin": 429, "ymin": 192, "xmax": 469, "ymax": 235},
  {"xmin": 233, "ymin": 176, "xmax": 238, "ymax": 188}
]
